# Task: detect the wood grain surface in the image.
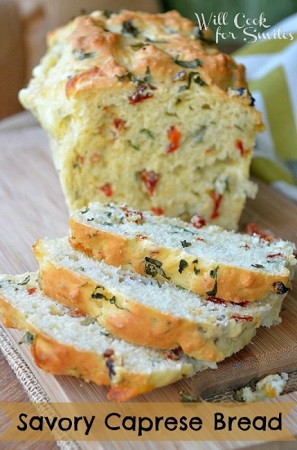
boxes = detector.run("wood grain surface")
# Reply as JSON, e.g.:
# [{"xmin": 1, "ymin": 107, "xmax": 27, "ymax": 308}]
[{"xmin": 0, "ymin": 114, "xmax": 296, "ymax": 450}]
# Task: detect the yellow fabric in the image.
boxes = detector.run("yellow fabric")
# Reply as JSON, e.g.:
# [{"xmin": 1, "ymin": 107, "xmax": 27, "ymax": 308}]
[{"xmin": 235, "ymin": 17, "xmax": 297, "ymax": 200}]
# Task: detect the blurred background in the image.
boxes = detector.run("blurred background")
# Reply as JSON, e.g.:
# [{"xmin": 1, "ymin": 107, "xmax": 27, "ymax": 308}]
[{"xmin": 0, "ymin": 0, "xmax": 296, "ymax": 120}]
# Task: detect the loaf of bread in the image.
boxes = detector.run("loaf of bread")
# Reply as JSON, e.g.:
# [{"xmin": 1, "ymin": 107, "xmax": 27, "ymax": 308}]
[
  {"xmin": 34, "ymin": 237, "xmax": 285, "ymax": 362},
  {"xmin": 0, "ymin": 273, "xmax": 215, "ymax": 401},
  {"xmin": 19, "ymin": 9, "xmax": 263, "ymax": 229},
  {"xmin": 69, "ymin": 202, "xmax": 296, "ymax": 303}
]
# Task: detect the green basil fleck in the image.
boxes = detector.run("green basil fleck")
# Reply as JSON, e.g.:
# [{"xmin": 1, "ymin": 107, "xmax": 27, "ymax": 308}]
[
  {"xmin": 176, "ymin": 284, "xmax": 186, "ymax": 290},
  {"xmin": 91, "ymin": 286, "xmax": 107, "ymax": 300},
  {"xmin": 174, "ymin": 57, "xmax": 202, "ymax": 69},
  {"xmin": 116, "ymin": 71, "xmax": 137, "ymax": 83},
  {"xmin": 192, "ymin": 125, "xmax": 206, "ymax": 143},
  {"xmin": 193, "ymin": 259, "xmax": 200, "ymax": 274},
  {"xmin": 206, "ymin": 266, "xmax": 219, "ymax": 296},
  {"xmin": 128, "ymin": 140, "xmax": 140, "ymax": 151},
  {"xmin": 206, "ymin": 282, "xmax": 217, "ymax": 297},
  {"xmin": 233, "ymin": 388, "xmax": 245, "ymax": 402},
  {"xmin": 251, "ymin": 264, "xmax": 265, "ymax": 269},
  {"xmin": 81, "ymin": 316, "xmax": 97, "ymax": 326},
  {"xmin": 144, "ymin": 37, "xmax": 168, "ymax": 44},
  {"xmin": 144, "ymin": 257, "xmax": 170, "ymax": 280},
  {"xmin": 192, "ymin": 26, "xmax": 216, "ymax": 45},
  {"xmin": 73, "ymin": 50, "xmax": 96, "ymax": 60},
  {"xmin": 109, "ymin": 295, "xmax": 129, "ymax": 311},
  {"xmin": 224, "ymin": 178, "xmax": 230, "ymax": 193},
  {"xmin": 180, "ymin": 390, "xmax": 203, "ymax": 403},
  {"xmin": 19, "ymin": 331, "xmax": 35, "ymax": 345},
  {"xmin": 18, "ymin": 275, "xmax": 30, "ymax": 286},
  {"xmin": 131, "ymin": 42, "xmax": 146, "ymax": 50},
  {"xmin": 109, "ymin": 296, "xmax": 119, "ymax": 307},
  {"xmin": 100, "ymin": 330, "xmax": 110, "ymax": 337},
  {"xmin": 122, "ymin": 20, "xmax": 139, "ymax": 37},
  {"xmin": 173, "ymin": 225, "xmax": 196, "ymax": 235},
  {"xmin": 188, "ymin": 71, "xmax": 207, "ymax": 88},
  {"xmin": 178, "ymin": 259, "xmax": 189, "ymax": 273},
  {"xmin": 172, "ymin": 70, "xmax": 187, "ymax": 82},
  {"xmin": 140, "ymin": 128, "xmax": 154, "ymax": 139},
  {"xmin": 116, "ymin": 66, "xmax": 151, "ymax": 86},
  {"xmin": 178, "ymin": 71, "xmax": 208, "ymax": 90},
  {"xmin": 210, "ymin": 266, "xmax": 219, "ymax": 278},
  {"xmin": 143, "ymin": 66, "xmax": 151, "ymax": 83},
  {"xmin": 181, "ymin": 240, "xmax": 191, "ymax": 248}
]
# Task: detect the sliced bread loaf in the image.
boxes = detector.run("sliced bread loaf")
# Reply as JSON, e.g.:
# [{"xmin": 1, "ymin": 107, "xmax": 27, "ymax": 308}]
[
  {"xmin": 34, "ymin": 238, "xmax": 285, "ymax": 362},
  {"xmin": 69, "ymin": 202, "xmax": 296, "ymax": 303},
  {"xmin": 19, "ymin": 9, "xmax": 263, "ymax": 229},
  {"xmin": 0, "ymin": 273, "xmax": 215, "ymax": 401}
]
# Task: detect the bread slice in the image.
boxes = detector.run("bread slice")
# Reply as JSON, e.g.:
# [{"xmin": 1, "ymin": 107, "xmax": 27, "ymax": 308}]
[
  {"xmin": 0, "ymin": 273, "xmax": 216, "ymax": 401},
  {"xmin": 19, "ymin": 9, "xmax": 263, "ymax": 229},
  {"xmin": 69, "ymin": 202, "xmax": 296, "ymax": 303},
  {"xmin": 34, "ymin": 237, "xmax": 285, "ymax": 363}
]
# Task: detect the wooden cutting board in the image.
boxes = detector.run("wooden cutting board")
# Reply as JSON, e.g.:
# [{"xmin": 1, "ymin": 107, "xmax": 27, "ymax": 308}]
[{"xmin": 0, "ymin": 117, "xmax": 296, "ymax": 409}]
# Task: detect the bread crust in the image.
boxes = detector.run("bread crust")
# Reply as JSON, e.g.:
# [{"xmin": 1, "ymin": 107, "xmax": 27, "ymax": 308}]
[
  {"xmin": 51, "ymin": 11, "xmax": 251, "ymax": 95},
  {"xmin": 34, "ymin": 238, "xmax": 275, "ymax": 362},
  {"xmin": 69, "ymin": 218, "xmax": 291, "ymax": 303},
  {"xmin": 0, "ymin": 290, "xmax": 193, "ymax": 401},
  {"xmin": 19, "ymin": 9, "xmax": 263, "ymax": 228}
]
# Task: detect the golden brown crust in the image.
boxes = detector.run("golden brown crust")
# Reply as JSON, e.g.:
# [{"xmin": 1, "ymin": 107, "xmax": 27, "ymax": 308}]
[
  {"xmin": 0, "ymin": 292, "xmax": 185, "ymax": 401},
  {"xmin": 20, "ymin": 10, "xmax": 263, "ymax": 227},
  {"xmin": 0, "ymin": 297, "xmax": 23, "ymax": 330},
  {"xmin": 30, "ymin": 331, "xmax": 155, "ymax": 401},
  {"xmin": 49, "ymin": 9, "xmax": 254, "ymax": 98},
  {"xmin": 30, "ymin": 330, "xmax": 157, "ymax": 402},
  {"xmin": 69, "ymin": 218, "xmax": 291, "ymax": 303},
  {"xmin": 37, "ymin": 260, "xmax": 223, "ymax": 362},
  {"xmin": 34, "ymin": 238, "xmax": 269, "ymax": 362},
  {"xmin": 30, "ymin": 330, "xmax": 110, "ymax": 383}
]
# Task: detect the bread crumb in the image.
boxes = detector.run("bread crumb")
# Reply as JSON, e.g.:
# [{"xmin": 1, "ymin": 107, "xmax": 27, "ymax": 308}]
[{"xmin": 234, "ymin": 373, "xmax": 288, "ymax": 402}]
